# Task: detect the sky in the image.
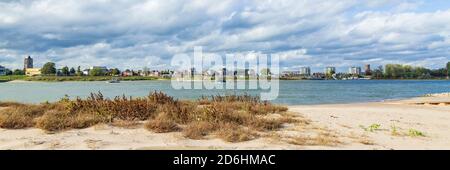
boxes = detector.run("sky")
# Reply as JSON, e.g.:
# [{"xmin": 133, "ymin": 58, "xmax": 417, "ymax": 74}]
[{"xmin": 0, "ymin": 0, "xmax": 450, "ymax": 72}]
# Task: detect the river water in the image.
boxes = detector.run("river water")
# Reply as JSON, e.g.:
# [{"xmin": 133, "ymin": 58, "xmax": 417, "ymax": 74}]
[{"xmin": 1, "ymin": 80, "xmax": 449, "ymax": 105}]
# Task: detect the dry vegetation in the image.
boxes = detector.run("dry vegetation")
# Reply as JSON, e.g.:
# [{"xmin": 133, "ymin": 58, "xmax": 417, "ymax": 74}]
[
  {"xmin": 287, "ymin": 132, "xmax": 341, "ymax": 146},
  {"xmin": 0, "ymin": 92, "xmax": 313, "ymax": 143}
]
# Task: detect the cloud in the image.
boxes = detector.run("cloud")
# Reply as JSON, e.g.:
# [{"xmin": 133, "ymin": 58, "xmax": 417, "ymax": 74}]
[{"xmin": 0, "ymin": 0, "xmax": 449, "ymax": 72}]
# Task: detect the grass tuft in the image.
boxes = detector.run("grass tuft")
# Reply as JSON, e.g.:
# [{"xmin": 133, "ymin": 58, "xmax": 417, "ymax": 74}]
[
  {"xmin": 183, "ymin": 121, "xmax": 215, "ymax": 140},
  {"xmin": 408, "ymin": 129, "xmax": 426, "ymax": 137},
  {"xmin": 216, "ymin": 123, "xmax": 258, "ymax": 142},
  {"xmin": 145, "ymin": 113, "xmax": 179, "ymax": 133}
]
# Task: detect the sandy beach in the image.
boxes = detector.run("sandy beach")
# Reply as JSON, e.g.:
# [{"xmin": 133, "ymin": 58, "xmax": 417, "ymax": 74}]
[{"xmin": 1, "ymin": 93, "xmax": 449, "ymax": 150}]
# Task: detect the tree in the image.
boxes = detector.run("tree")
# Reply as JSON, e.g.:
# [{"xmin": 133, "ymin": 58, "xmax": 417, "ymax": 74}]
[
  {"xmin": 384, "ymin": 64, "xmax": 403, "ymax": 79},
  {"xmin": 447, "ymin": 62, "xmax": 450, "ymax": 79},
  {"xmin": 325, "ymin": 70, "xmax": 335, "ymax": 79},
  {"xmin": 76, "ymin": 66, "xmax": 83, "ymax": 76},
  {"xmin": 89, "ymin": 67, "xmax": 105, "ymax": 76},
  {"xmin": 430, "ymin": 68, "xmax": 446, "ymax": 77},
  {"xmin": 384, "ymin": 64, "xmax": 432, "ymax": 79},
  {"xmin": 13, "ymin": 69, "xmax": 24, "ymax": 75},
  {"xmin": 41, "ymin": 62, "xmax": 56, "ymax": 75},
  {"xmin": 372, "ymin": 65, "xmax": 383, "ymax": 79},
  {"xmin": 69, "ymin": 67, "xmax": 76, "ymax": 75},
  {"xmin": 5, "ymin": 69, "xmax": 12, "ymax": 75},
  {"xmin": 111, "ymin": 68, "xmax": 120, "ymax": 76},
  {"xmin": 61, "ymin": 66, "xmax": 69, "ymax": 76}
]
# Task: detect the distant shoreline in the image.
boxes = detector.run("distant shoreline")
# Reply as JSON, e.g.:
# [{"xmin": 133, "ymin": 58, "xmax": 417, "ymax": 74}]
[
  {"xmin": 1, "ymin": 75, "xmax": 448, "ymax": 83},
  {"xmin": 0, "ymin": 75, "xmax": 169, "ymax": 82}
]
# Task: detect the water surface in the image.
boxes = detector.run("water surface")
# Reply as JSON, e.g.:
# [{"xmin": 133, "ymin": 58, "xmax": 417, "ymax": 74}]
[{"xmin": 1, "ymin": 80, "xmax": 449, "ymax": 105}]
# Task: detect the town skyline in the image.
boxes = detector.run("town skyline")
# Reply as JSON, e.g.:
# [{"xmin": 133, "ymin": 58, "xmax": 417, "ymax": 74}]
[
  {"xmin": 2, "ymin": 55, "xmax": 449, "ymax": 75},
  {"xmin": 2, "ymin": 55, "xmax": 449, "ymax": 81},
  {"xmin": 1, "ymin": 0, "xmax": 450, "ymax": 71}
]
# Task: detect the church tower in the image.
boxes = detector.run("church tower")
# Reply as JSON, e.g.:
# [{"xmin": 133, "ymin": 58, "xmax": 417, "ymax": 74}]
[{"xmin": 24, "ymin": 56, "xmax": 33, "ymax": 71}]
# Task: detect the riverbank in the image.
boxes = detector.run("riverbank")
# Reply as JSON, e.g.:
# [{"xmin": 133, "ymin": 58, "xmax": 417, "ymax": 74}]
[
  {"xmin": 0, "ymin": 75, "xmax": 167, "ymax": 82},
  {"xmin": 0, "ymin": 93, "xmax": 449, "ymax": 150},
  {"xmin": 2, "ymin": 75, "xmax": 449, "ymax": 83}
]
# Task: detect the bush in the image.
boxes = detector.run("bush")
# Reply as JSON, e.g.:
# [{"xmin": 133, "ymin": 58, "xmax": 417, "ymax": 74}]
[
  {"xmin": 183, "ymin": 121, "xmax": 215, "ymax": 140},
  {"xmin": 0, "ymin": 108, "xmax": 34, "ymax": 129},
  {"xmin": 145, "ymin": 113, "xmax": 179, "ymax": 133},
  {"xmin": 216, "ymin": 123, "xmax": 257, "ymax": 142},
  {"xmin": 0, "ymin": 92, "xmax": 293, "ymax": 143}
]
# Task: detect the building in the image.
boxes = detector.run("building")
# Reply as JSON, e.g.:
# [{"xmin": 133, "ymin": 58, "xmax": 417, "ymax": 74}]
[
  {"xmin": 25, "ymin": 68, "xmax": 41, "ymax": 76},
  {"xmin": 281, "ymin": 71, "xmax": 301, "ymax": 77},
  {"xmin": 349, "ymin": 66, "xmax": 362, "ymax": 75},
  {"xmin": 82, "ymin": 69, "xmax": 90, "ymax": 76},
  {"xmin": 189, "ymin": 67, "xmax": 196, "ymax": 78},
  {"xmin": 212, "ymin": 68, "xmax": 228, "ymax": 81},
  {"xmin": 121, "ymin": 70, "xmax": 133, "ymax": 77},
  {"xmin": 233, "ymin": 69, "xmax": 255, "ymax": 78},
  {"xmin": 311, "ymin": 72, "xmax": 325, "ymax": 80},
  {"xmin": 299, "ymin": 67, "xmax": 311, "ymax": 76},
  {"xmin": 325, "ymin": 67, "xmax": 336, "ymax": 75},
  {"xmin": 160, "ymin": 72, "xmax": 172, "ymax": 78},
  {"xmin": 149, "ymin": 70, "xmax": 160, "ymax": 77},
  {"xmin": 0, "ymin": 65, "xmax": 6, "ymax": 76},
  {"xmin": 24, "ymin": 56, "xmax": 33, "ymax": 71},
  {"xmin": 364, "ymin": 64, "xmax": 371, "ymax": 75}
]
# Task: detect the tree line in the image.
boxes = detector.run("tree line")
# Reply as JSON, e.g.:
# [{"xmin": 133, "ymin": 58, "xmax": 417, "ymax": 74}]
[
  {"xmin": 2, "ymin": 62, "xmax": 121, "ymax": 76},
  {"xmin": 3, "ymin": 61, "xmax": 450, "ymax": 79},
  {"xmin": 371, "ymin": 62, "xmax": 450, "ymax": 79}
]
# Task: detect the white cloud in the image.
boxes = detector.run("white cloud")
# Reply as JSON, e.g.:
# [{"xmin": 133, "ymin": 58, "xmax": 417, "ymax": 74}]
[{"xmin": 0, "ymin": 0, "xmax": 449, "ymax": 72}]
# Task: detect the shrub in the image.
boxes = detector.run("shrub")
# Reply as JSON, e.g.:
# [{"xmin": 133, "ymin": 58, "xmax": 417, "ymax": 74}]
[
  {"xmin": 216, "ymin": 123, "xmax": 257, "ymax": 142},
  {"xmin": 69, "ymin": 113, "xmax": 105, "ymax": 129},
  {"xmin": 183, "ymin": 121, "xmax": 215, "ymax": 140},
  {"xmin": 0, "ymin": 108, "xmax": 34, "ymax": 129},
  {"xmin": 145, "ymin": 113, "xmax": 179, "ymax": 133},
  {"xmin": 0, "ymin": 102, "xmax": 25, "ymax": 108},
  {"xmin": 0, "ymin": 91, "xmax": 293, "ymax": 143},
  {"xmin": 35, "ymin": 110, "xmax": 72, "ymax": 131},
  {"xmin": 248, "ymin": 118, "xmax": 283, "ymax": 131}
]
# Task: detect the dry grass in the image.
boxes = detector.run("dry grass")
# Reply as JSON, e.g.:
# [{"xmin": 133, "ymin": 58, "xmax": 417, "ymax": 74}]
[
  {"xmin": 0, "ymin": 109, "xmax": 34, "ymax": 129},
  {"xmin": 145, "ymin": 113, "xmax": 179, "ymax": 133},
  {"xmin": 288, "ymin": 132, "xmax": 341, "ymax": 146},
  {"xmin": 0, "ymin": 91, "xmax": 299, "ymax": 143},
  {"xmin": 111, "ymin": 120, "xmax": 140, "ymax": 128},
  {"xmin": 216, "ymin": 123, "xmax": 258, "ymax": 142},
  {"xmin": 248, "ymin": 118, "xmax": 283, "ymax": 131},
  {"xmin": 35, "ymin": 110, "xmax": 72, "ymax": 131},
  {"xmin": 0, "ymin": 104, "xmax": 48, "ymax": 129},
  {"xmin": 359, "ymin": 138, "xmax": 375, "ymax": 145},
  {"xmin": 183, "ymin": 121, "xmax": 215, "ymax": 139},
  {"xmin": 0, "ymin": 101, "xmax": 25, "ymax": 108}
]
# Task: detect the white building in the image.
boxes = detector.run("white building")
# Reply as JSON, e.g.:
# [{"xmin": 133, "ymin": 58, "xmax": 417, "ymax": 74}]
[
  {"xmin": 349, "ymin": 66, "xmax": 362, "ymax": 75},
  {"xmin": 82, "ymin": 69, "xmax": 89, "ymax": 76},
  {"xmin": 299, "ymin": 67, "xmax": 311, "ymax": 76},
  {"xmin": 282, "ymin": 71, "xmax": 301, "ymax": 77}
]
